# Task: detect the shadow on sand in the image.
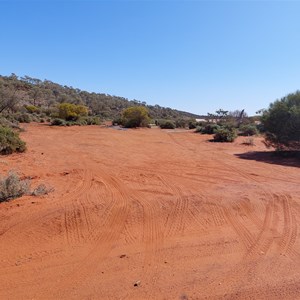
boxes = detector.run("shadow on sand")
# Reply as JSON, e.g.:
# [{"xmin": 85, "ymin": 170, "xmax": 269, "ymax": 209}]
[{"xmin": 235, "ymin": 151, "xmax": 300, "ymax": 168}]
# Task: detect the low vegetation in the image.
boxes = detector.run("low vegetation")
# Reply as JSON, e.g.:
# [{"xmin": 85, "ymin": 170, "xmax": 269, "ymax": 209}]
[
  {"xmin": 156, "ymin": 119, "xmax": 176, "ymax": 129},
  {"xmin": 0, "ymin": 126, "xmax": 26, "ymax": 154},
  {"xmin": 0, "ymin": 171, "xmax": 30, "ymax": 202},
  {"xmin": 121, "ymin": 106, "xmax": 150, "ymax": 128},
  {"xmin": 213, "ymin": 127, "xmax": 237, "ymax": 142},
  {"xmin": 0, "ymin": 171, "xmax": 54, "ymax": 202},
  {"xmin": 261, "ymin": 91, "xmax": 300, "ymax": 151}
]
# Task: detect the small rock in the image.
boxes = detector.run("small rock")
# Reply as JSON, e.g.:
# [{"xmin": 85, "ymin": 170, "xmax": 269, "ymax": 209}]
[
  {"xmin": 120, "ymin": 254, "xmax": 126, "ymax": 258},
  {"xmin": 133, "ymin": 280, "xmax": 141, "ymax": 287}
]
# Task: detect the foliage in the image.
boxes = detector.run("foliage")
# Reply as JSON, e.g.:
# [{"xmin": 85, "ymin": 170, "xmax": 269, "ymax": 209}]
[
  {"xmin": 0, "ymin": 126, "xmax": 26, "ymax": 154},
  {"xmin": 0, "ymin": 74, "xmax": 201, "ymax": 121},
  {"xmin": 51, "ymin": 118, "xmax": 66, "ymax": 126},
  {"xmin": 213, "ymin": 128, "xmax": 237, "ymax": 142},
  {"xmin": 261, "ymin": 91, "xmax": 300, "ymax": 150},
  {"xmin": 25, "ymin": 105, "xmax": 40, "ymax": 114},
  {"xmin": 195, "ymin": 126, "xmax": 203, "ymax": 133},
  {"xmin": 15, "ymin": 113, "xmax": 31, "ymax": 123},
  {"xmin": 175, "ymin": 118, "xmax": 187, "ymax": 128},
  {"xmin": 32, "ymin": 184, "xmax": 54, "ymax": 196},
  {"xmin": 159, "ymin": 120, "xmax": 176, "ymax": 129},
  {"xmin": 239, "ymin": 124, "xmax": 258, "ymax": 136},
  {"xmin": 0, "ymin": 171, "xmax": 30, "ymax": 202},
  {"xmin": 242, "ymin": 137, "xmax": 255, "ymax": 146},
  {"xmin": 58, "ymin": 103, "xmax": 88, "ymax": 121},
  {"xmin": 121, "ymin": 106, "xmax": 150, "ymax": 128},
  {"xmin": 201, "ymin": 124, "xmax": 220, "ymax": 134}
]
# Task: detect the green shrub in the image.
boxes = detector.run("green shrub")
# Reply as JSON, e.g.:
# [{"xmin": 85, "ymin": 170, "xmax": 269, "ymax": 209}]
[
  {"xmin": 32, "ymin": 184, "xmax": 54, "ymax": 196},
  {"xmin": 195, "ymin": 126, "xmax": 203, "ymax": 133},
  {"xmin": 239, "ymin": 124, "xmax": 258, "ymax": 136},
  {"xmin": 0, "ymin": 117, "xmax": 20, "ymax": 130},
  {"xmin": 201, "ymin": 124, "xmax": 220, "ymax": 134},
  {"xmin": 0, "ymin": 171, "xmax": 30, "ymax": 202},
  {"xmin": 175, "ymin": 118, "xmax": 187, "ymax": 128},
  {"xmin": 0, "ymin": 126, "xmax": 26, "ymax": 154},
  {"xmin": 51, "ymin": 118, "xmax": 66, "ymax": 126},
  {"xmin": 58, "ymin": 103, "xmax": 88, "ymax": 121},
  {"xmin": 262, "ymin": 91, "xmax": 300, "ymax": 150},
  {"xmin": 242, "ymin": 137, "xmax": 255, "ymax": 146},
  {"xmin": 15, "ymin": 113, "xmax": 31, "ymax": 123},
  {"xmin": 121, "ymin": 106, "xmax": 150, "ymax": 128},
  {"xmin": 25, "ymin": 105, "xmax": 40, "ymax": 114},
  {"xmin": 213, "ymin": 128, "xmax": 237, "ymax": 142},
  {"xmin": 159, "ymin": 120, "xmax": 176, "ymax": 129}
]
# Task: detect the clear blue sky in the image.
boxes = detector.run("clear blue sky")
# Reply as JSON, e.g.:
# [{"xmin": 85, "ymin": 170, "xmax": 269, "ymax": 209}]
[{"xmin": 1, "ymin": 1, "xmax": 300, "ymax": 115}]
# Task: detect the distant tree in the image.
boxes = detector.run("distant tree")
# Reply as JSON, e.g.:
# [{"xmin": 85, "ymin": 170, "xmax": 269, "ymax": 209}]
[
  {"xmin": 262, "ymin": 91, "xmax": 300, "ymax": 150},
  {"xmin": 121, "ymin": 106, "xmax": 150, "ymax": 128}
]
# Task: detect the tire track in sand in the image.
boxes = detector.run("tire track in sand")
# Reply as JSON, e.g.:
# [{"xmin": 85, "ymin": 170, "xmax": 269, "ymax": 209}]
[
  {"xmin": 39, "ymin": 172, "xmax": 130, "ymax": 299},
  {"xmin": 278, "ymin": 194, "xmax": 298, "ymax": 257}
]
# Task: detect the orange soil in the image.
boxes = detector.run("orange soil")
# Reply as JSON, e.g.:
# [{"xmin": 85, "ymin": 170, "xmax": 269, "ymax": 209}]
[{"xmin": 0, "ymin": 124, "xmax": 299, "ymax": 299}]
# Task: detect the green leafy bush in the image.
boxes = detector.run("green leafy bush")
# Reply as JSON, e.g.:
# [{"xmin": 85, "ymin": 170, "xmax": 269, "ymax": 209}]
[
  {"xmin": 25, "ymin": 105, "xmax": 40, "ymax": 114},
  {"xmin": 175, "ymin": 118, "xmax": 187, "ymax": 128},
  {"xmin": 262, "ymin": 91, "xmax": 300, "ymax": 150},
  {"xmin": 51, "ymin": 118, "xmax": 66, "ymax": 126},
  {"xmin": 0, "ymin": 171, "xmax": 30, "ymax": 202},
  {"xmin": 58, "ymin": 103, "xmax": 88, "ymax": 121},
  {"xmin": 201, "ymin": 124, "xmax": 220, "ymax": 134},
  {"xmin": 121, "ymin": 106, "xmax": 150, "ymax": 128},
  {"xmin": 213, "ymin": 128, "xmax": 237, "ymax": 142},
  {"xmin": 0, "ymin": 126, "xmax": 26, "ymax": 154},
  {"xmin": 15, "ymin": 113, "xmax": 31, "ymax": 123},
  {"xmin": 195, "ymin": 126, "xmax": 203, "ymax": 133},
  {"xmin": 159, "ymin": 120, "xmax": 176, "ymax": 129},
  {"xmin": 239, "ymin": 124, "xmax": 258, "ymax": 136}
]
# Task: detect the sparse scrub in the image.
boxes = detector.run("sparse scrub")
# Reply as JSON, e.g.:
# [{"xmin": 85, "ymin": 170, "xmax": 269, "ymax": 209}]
[
  {"xmin": 32, "ymin": 184, "xmax": 54, "ymax": 196},
  {"xmin": 0, "ymin": 126, "xmax": 26, "ymax": 154},
  {"xmin": 242, "ymin": 137, "xmax": 255, "ymax": 146},
  {"xmin": 0, "ymin": 171, "xmax": 30, "ymax": 202}
]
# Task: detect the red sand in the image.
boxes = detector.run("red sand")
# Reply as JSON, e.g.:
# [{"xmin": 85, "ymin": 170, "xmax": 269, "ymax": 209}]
[{"xmin": 0, "ymin": 124, "xmax": 299, "ymax": 299}]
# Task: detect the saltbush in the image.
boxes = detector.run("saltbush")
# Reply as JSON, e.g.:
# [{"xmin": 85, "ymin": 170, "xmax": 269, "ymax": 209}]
[
  {"xmin": 0, "ymin": 171, "xmax": 30, "ymax": 202},
  {"xmin": 0, "ymin": 126, "xmax": 26, "ymax": 154}
]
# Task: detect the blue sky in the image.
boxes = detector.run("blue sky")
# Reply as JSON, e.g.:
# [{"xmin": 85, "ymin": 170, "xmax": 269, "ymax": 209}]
[{"xmin": 1, "ymin": 1, "xmax": 300, "ymax": 115}]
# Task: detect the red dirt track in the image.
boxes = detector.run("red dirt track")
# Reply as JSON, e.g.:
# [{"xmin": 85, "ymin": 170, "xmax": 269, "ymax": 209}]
[{"xmin": 0, "ymin": 124, "xmax": 299, "ymax": 299}]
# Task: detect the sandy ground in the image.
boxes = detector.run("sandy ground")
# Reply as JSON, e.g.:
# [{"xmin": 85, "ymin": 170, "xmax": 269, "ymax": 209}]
[{"xmin": 0, "ymin": 123, "xmax": 299, "ymax": 300}]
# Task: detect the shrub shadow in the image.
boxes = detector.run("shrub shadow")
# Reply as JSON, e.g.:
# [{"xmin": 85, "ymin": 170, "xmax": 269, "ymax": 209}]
[{"xmin": 235, "ymin": 151, "xmax": 300, "ymax": 168}]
